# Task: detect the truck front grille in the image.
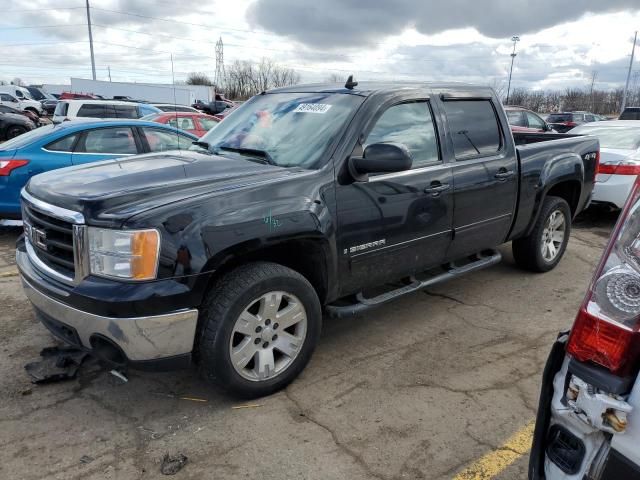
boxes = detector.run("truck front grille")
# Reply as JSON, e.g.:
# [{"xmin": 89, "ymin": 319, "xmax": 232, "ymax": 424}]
[{"xmin": 23, "ymin": 203, "xmax": 76, "ymax": 278}]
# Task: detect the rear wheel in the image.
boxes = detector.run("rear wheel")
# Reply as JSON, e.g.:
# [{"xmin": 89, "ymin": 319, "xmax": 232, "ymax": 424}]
[
  {"xmin": 24, "ymin": 107, "xmax": 40, "ymax": 117},
  {"xmin": 198, "ymin": 262, "xmax": 322, "ymax": 398},
  {"xmin": 513, "ymin": 196, "xmax": 571, "ymax": 272},
  {"xmin": 5, "ymin": 125, "xmax": 27, "ymax": 139}
]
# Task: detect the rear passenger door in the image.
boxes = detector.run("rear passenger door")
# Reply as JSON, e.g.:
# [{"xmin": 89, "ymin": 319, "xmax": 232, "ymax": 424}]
[
  {"xmin": 439, "ymin": 98, "xmax": 517, "ymax": 259},
  {"xmin": 71, "ymin": 126, "xmax": 142, "ymax": 165}
]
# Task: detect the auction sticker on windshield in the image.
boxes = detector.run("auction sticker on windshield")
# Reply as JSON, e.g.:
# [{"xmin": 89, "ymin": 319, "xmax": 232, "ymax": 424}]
[{"xmin": 293, "ymin": 103, "xmax": 332, "ymax": 114}]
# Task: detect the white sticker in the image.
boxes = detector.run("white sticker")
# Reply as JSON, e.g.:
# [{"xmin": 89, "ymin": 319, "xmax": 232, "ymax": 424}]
[{"xmin": 293, "ymin": 103, "xmax": 332, "ymax": 114}]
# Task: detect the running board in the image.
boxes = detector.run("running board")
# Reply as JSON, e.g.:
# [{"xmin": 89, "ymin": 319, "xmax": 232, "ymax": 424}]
[{"xmin": 326, "ymin": 249, "xmax": 502, "ymax": 318}]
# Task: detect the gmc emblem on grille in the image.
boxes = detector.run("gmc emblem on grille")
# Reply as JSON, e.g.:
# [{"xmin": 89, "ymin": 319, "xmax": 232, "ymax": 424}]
[{"xmin": 25, "ymin": 221, "xmax": 47, "ymax": 250}]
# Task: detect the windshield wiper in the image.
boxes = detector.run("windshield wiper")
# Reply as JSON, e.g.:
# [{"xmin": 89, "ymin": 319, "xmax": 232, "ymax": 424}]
[{"xmin": 216, "ymin": 146, "xmax": 277, "ymax": 166}]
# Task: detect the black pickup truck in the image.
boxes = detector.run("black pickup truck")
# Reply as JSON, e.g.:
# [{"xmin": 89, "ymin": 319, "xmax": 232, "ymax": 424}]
[{"xmin": 16, "ymin": 82, "xmax": 599, "ymax": 397}]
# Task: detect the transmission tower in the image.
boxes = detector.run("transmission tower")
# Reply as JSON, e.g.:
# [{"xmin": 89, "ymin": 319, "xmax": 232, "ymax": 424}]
[{"xmin": 214, "ymin": 37, "xmax": 225, "ymax": 91}]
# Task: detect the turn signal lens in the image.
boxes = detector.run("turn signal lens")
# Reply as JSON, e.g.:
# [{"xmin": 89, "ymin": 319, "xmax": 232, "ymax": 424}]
[{"xmin": 131, "ymin": 230, "xmax": 160, "ymax": 280}]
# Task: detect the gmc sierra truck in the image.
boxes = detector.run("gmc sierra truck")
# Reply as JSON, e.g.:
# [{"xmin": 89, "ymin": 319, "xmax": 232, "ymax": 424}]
[{"xmin": 16, "ymin": 81, "xmax": 600, "ymax": 397}]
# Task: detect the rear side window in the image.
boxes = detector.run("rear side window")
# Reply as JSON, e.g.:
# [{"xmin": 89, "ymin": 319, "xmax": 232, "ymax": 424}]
[
  {"xmin": 113, "ymin": 105, "xmax": 138, "ymax": 119},
  {"xmin": 442, "ymin": 100, "xmax": 502, "ymax": 159},
  {"xmin": 365, "ymin": 101, "xmax": 440, "ymax": 169},
  {"xmin": 547, "ymin": 114, "xmax": 572, "ymax": 122},
  {"xmin": 77, "ymin": 104, "xmax": 106, "ymax": 118},
  {"xmin": 54, "ymin": 102, "xmax": 69, "ymax": 117},
  {"xmin": 168, "ymin": 117, "xmax": 195, "ymax": 130},
  {"xmin": 45, "ymin": 134, "xmax": 78, "ymax": 152},
  {"xmin": 0, "ymin": 93, "xmax": 16, "ymax": 102},
  {"xmin": 79, "ymin": 127, "xmax": 137, "ymax": 154},
  {"xmin": 506, "ymin": 110, "xmax": 526, "ymax": 126},
  {"xmin": 526, "ymin": 112, "xmax": 546, "ymax": 129}
]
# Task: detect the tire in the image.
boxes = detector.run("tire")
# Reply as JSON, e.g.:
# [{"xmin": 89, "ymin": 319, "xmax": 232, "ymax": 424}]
[
  {"xmin": 198, "ymin": 262, "xmax": 322, "ymax": 398},
  {"xmin": 5, "ymin": 125, "xmax": 27, "ymax": 139},
  {"xmin": 512, "ymin": 196, "xmax": 572, "ymax": 272},
  {"xmin": 25, "ymin": 107, "xmax": 40, "ymax": 117}
]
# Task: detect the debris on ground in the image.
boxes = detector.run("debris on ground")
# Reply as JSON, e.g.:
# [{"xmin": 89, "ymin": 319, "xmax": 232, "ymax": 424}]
[
  {"xmin": 109, "ymin": 369, "xmax": 128, "ymax": 383},
  {"xmin": 79, "ymin": 455, "xmax": 94, "ymax": 464},
  {"xmin": 24, "ymin": 346, "xmax": 89, "ymax": 384},
  {"xmin": 151, "ymin": 392, "xmax": 208, "ymax": 402},
  {"xmin": 0, "ymin": 270, "xmax": 19, "ymax": 278},
  {"xmin": 231, "ymin": 403, "xmax": 264, "ymax": 410},
  {"xmin": 160, "ymin": 453, "xmax": 188, "ymax": 475}
]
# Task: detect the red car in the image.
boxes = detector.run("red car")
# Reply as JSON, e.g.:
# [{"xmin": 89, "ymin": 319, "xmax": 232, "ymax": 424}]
[
  {"xmin": 504, "ymin": 106, "xmax": 554, "ymax": 133},
  {"xmin": 144, "ymin": 112, "xmax": 219, "ymax": 137}
]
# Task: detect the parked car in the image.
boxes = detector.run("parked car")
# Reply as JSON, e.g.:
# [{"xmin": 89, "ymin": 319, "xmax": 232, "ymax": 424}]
[
  {"xmin": 58, "ymin": 92, "xmax": 100, "ymax": 100},
  {"xmin": 151, "ymin": 104, "xmax": 200, "ymax": 113},
  {"xmin": 569, "ymin": 120, "xmax": 640, "ymax": 208},
  {"xmin": 504, "ymin": 106, "xmax": 554, "ymax": 133},
  {"xmin": 25, "ymin": 86, "xmax": 55, "ymax": 102},
  {"xmin": 0, "ymin": 120, "xmax": 197, "ymax": 219},
  {"xmin": 0, "ymin": 85, "xmax": 35, "ymax": 101},
  {"xmin": 0, "ymin": 112, "xmax": 35, "ymax": 141},
  {"xmin": 41, "ymin": 99, "xmax": 59, "ymax": 115},
  {"xmin": 192, "ymin": 98, "xmax": 235, "ymax": 116},
  {"xmin": 53, "ymin": 100, "xmax": 161, "ymax": 123},
  {"xmin": 0, "ymin": 92, "xmax": 44, "ymax": 117},
  {"xmin": 547, "ymin": 112, "xmax": 601, "ymax": 132},
  {"xmin": 143, "ymin": 112, "xmax": 219, "ymax": 137},
  {"xmin": 619, "ymin": 107, "xmax": 640, "ymax": 120},
  {"xmin": 14, "ymin": 82, "xmax": 599, "ymax": 398},
  {"xmin": 0, "ymin": 105, "xmax": 40, "ymax": 125},
  {"xmin": 529, "ymin": 177, "xmax": 640, "ymax": 480}
]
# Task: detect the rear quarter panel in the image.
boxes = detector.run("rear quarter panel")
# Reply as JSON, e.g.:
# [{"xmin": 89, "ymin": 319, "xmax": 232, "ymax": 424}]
[{"xmin": 509, "ymin": 136, "xmax": 599, "ymax": 239}]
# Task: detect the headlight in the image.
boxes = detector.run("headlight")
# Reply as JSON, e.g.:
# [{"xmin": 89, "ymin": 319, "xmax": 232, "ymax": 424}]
[{"xmin": 88, "ymin": 227, "xmax": 160, "ymax": 280}]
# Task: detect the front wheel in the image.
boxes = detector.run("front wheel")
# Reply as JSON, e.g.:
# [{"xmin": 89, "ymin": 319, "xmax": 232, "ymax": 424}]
[
  {"xmin": 512, "ymin": 196, "xmax": 571, "ymax": 272},
  {"xmin": 198, "ymin": 262, "xmax": 322, "ymax": 398},
  {"xmin": 5, "ymin": 125, "xmax": 28, "ymax": 139}
]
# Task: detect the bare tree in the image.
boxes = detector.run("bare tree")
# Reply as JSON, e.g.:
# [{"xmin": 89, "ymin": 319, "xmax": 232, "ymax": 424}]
[
  {"xmin": 186, "ymin": 72, "xmax": 214, "ymax": 86},
  {"xmin": 326, "ymin": 73, "xmax": 344, "ymax": 83},
  {"xmin": 223, "ymin": 58, "xmax": 300, "ymax": 100}
]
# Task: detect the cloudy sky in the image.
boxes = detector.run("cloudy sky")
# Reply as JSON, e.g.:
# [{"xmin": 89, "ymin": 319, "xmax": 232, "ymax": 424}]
[{"xmin": 3, "ymin": 0, "xmax": 640, "ymax": 91}]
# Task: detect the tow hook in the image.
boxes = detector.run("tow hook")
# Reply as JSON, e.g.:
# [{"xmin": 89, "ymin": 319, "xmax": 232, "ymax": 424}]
[{"xmin": 566, "ymin": 375, "xmax": 633, "ymax": 434}]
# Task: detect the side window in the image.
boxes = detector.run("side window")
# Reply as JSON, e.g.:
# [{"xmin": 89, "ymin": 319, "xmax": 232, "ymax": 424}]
[
  {"xmin": 168, "ymin": 117, "xmax": 196, "ymax": 130},
  {"xmin": 15, "ymin": 90, "xmax": 24, "ymax": 98},
  {"xmin": 585, "ymin": 114, "xmax": 595, "ymax": 122},
  {"xmin": 506, "ymin": 111, "xmax": 526, "ymax": 127},
  {"xmin": 79, "ymin": 128, "xmax": 137, "ymax": 154},
  {"xmin": 1, "ymin": 94, "xmax": 16, "ymax": 102},
  {"xmin": 45, "ymin": 134, "xmax": 78, "ymax": 152},
  {"xmin": 114, "ymin": 105, "xmax": 139, "ymax": 119},
  {"xmin": 143, "ymin": 128, "xmax": 193, "ymax": 152},
  {"xmin": 77, "ymin": 104, "xmax": 106, "ymax": 118},
  {"xmin": 199, "ymin": 118, "xmax": 219, "ymax": 131},
  {"xmin": 526, "ymin": 112, "xmax": 545, "ymax": 129},
  {"xmin": 364, "ymin": 102, "xmax": 439, "ymax": 169},
  {"xmin": 442, "ymin": 100, "xmax": 502, "ymax": 159}
]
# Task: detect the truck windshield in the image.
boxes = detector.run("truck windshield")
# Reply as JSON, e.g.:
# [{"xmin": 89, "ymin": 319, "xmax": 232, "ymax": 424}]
[{"xmin": 192, "ymin": 92, "xmax": 364, "ymax": 169}]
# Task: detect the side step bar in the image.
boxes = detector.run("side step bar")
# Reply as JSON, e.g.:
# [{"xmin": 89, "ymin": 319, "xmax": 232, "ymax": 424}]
[{"xmin": 326, "ymin": 249, "xmax": 502, "ymax": 318}]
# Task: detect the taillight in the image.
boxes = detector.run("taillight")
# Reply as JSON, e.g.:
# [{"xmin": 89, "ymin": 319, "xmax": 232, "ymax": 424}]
[
  {"xmin": 563, "ymin": 121, "xmax": 577, "ymax": 127},
  {"xmin": 0, "ymin": 159, "xmax": 29, "ymax": 176},
  {"xmin": 567, "ymin": 177, "xmax": 640, "ymax": 375},
  {"xmin": 598, "ymin": 161, "xmax": 640, "ymax": 175}
]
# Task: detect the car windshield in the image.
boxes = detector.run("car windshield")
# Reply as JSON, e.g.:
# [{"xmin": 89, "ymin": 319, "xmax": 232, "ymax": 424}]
[
  {"xmin": 0, "ymin": 124, "xmax": 55, "ymax": 150},
  {"xmin": 192, "ymin": 92, "xmax": 364, "ymax": 168},
  {"xmin": 570, "ymin": 125, "xmax": 640, "ymax": 150}
]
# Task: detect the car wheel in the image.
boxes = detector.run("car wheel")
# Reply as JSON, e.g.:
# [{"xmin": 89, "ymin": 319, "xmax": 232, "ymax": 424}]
[
  {"xmin": 5, "ymin": 125, "xmax": 28, "ymax": 139},
  {"xmin": 24, "ymin": 107, "xmax": 40, "ymax": 117},
  {"xmin": 198, "ymin": 262, "xmax": 322, "ymax": 398},
  {"xmin": 512, "ymin": 196, "xmax": 572, "ymax": 272}
]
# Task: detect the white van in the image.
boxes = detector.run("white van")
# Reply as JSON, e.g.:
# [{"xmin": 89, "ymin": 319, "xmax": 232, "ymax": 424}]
[
  {"xmin": 53, "ymin": 100, "xmax": 160, "ymax": 123},
  {"xmin": 0, "ymin": 90, "xmax": 43, "ymax": 115},
  {"xmin": 0, "ymin": 85, "xmax": 34, "ymax": 101}
]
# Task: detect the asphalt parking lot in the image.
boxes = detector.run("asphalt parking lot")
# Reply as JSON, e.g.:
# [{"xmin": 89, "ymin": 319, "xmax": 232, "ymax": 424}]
[{"xmin": 0, "ymin": 207, "xmax": 619, "ymax": 480}]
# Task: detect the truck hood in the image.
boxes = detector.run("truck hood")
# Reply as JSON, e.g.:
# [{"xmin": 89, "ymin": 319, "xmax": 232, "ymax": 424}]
[{"xmin": 26, "ymin": 150, "xmax": 300, "ymax": 225}]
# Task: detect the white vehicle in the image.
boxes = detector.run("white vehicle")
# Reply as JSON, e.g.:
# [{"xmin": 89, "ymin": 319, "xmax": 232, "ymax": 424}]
[
  {"xmin": 0, "ymin": 91, "xmax": 44, "ymax": 116},
  {"xmin": 0, "ymin": 85, "xmax": 34, "ymax": 101},
  {"xmin": 52, "ymin": 100, "xmax": 160, "ymax": 123},
  {"xmin": 151, "ymin": 103, "xmax": 199, "ymax": 113},
  {"xmin": 530, "ymin": 177, "xmax": 640, "ymax": 480},
  {"xmin": 570, "ymin": 120, "xmax": 640, "ymax": 208}
]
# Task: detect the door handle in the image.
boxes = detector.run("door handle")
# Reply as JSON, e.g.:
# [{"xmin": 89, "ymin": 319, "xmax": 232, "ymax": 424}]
[
  {"xmin": 494, "ymin": 170, "xmax": 515, "ymax": 180},
  {"xmin": 424, "ymin": 183, "xmax": 450, "ymax": 196}
]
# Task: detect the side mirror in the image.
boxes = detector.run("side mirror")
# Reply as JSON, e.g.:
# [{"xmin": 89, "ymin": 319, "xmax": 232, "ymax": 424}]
[{"xmin": 349, "ymin": 142, "xmax": 413, "ymax": 181}]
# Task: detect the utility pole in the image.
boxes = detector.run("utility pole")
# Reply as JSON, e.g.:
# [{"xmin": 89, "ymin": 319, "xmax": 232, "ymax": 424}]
[
  {"xmin": 621, "ymin": 31, "xmax": 637, "ymax": 114},
  {"xmin": 506, "ymin": 35, "xmax": 520, "ymax": 104},
  {"xmin": 590, "ymin": 71, "xmax": 598, "ymax": 112},
  {"xmin": 85, "ymin": 0, "xmax": 96, "ymax": 80},
  {"xmin": 108, "ymin": 66, "xmax": 112, "ymax": 82}
]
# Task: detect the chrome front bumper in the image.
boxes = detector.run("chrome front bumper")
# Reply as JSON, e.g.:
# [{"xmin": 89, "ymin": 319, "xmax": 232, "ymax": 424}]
[{"xmin": 21, "ymin": 276, "xmax": 199, "ymax": 362}]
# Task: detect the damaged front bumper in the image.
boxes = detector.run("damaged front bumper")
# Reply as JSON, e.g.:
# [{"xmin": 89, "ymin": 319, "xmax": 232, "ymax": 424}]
[
  {"xmin": 17, "ymin": 240, "xmax": 198, "ymax": 371},
  {"xmin": 529, "ymin": 332, "xmax": 640, "ymax": 480}
]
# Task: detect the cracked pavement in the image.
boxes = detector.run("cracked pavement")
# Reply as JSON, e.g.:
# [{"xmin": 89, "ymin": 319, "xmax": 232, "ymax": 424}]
[{"xmin": 0, "ymin": 207, "xmax": 618, "ymax": 479}]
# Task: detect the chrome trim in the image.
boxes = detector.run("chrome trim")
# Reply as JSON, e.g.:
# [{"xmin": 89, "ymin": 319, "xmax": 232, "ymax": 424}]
[
  {"xmin": 73, "ymin": 225, "xmax": 90, "ymax": 283},
  {"xmin": 21, "ymin": 189, "xmax": 85, "ymax": 224},
  {"xmin": 21, "ymin": 276, "xmax": 199, "ymax": 361},
  {"xmin": 25, "ymin": 238, "xmax": 75, "ymax": 286}
]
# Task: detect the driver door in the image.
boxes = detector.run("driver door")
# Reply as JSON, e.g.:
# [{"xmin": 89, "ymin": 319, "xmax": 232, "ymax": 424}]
[{"xmin": 336, "ymin": 99, "xmax": 454, "ymax": 293}]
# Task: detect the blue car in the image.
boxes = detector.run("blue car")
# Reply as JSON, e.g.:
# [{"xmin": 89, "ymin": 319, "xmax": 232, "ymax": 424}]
[{"xmin": 0, "ymin": 119, "xmax": 198, "ymax": 219}]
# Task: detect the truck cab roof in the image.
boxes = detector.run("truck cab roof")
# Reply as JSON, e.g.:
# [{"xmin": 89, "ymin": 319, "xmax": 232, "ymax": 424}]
[{"xmin": 267, "ymin": 81, "xmax": 492, "ymax": 97}]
